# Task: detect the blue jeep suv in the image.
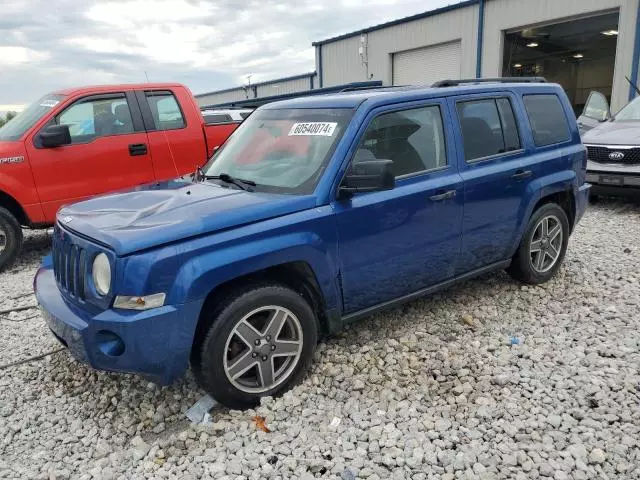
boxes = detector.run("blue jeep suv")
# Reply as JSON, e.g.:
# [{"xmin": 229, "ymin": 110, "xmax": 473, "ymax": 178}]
[{"xmin": 35, "ymin": 78, "xmax": 590, "ymax": 408}]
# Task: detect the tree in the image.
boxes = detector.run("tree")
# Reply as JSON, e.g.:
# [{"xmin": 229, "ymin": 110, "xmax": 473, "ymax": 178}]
[{"xmin": 0, "ymin": 111, "xmax": 17, "ymax": 128}]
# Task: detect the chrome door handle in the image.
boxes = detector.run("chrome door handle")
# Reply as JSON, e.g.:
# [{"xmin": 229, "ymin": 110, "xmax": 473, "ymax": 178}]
[{"xmin": 429, "ymin": 190, "xmax": 456, "ymax": 201}]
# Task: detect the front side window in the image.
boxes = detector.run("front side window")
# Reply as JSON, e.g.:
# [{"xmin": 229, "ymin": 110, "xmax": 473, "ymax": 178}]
[
  {"xmin": 56, "ymin": 96, "xmax": 134, "ymax": 144},
  {"xmin": 145, "ymin": 91, "xmax": 185, "ymax": 130},
  {"xmin": 203, "ymin": 108, "xmax": 353, "ymax": 194},
  {"xmin": 523, "ymin": 94, "xmax": 571, "ymax": 147},
  {"xmin": 356, "ymin": 105, "xmax": 447, "ymax": 177},
  {"xmin": 0, "ymin": 94, "xmax": 66, "ymax": 141},
  {"xmin": 457, "ymin": 98, "xmax": 521, "ymax": 161}
]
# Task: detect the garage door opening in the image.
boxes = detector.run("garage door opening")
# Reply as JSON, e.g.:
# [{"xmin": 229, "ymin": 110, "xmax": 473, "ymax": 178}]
[{"xmin": 502, "ymin": 12, "xmax": 619, "ymax": 114}]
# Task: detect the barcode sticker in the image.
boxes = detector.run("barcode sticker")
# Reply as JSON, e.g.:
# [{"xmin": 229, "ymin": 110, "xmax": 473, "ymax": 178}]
[{"xmin": 288, "ymin": 122, "xmax": 337, "ymax": 136}]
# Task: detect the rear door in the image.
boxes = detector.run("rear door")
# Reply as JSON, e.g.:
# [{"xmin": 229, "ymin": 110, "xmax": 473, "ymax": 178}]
[
  {"xmin": 26, "ymin": 91, "xmax": 154, "ymax": 221},
  {"xmin": 135, "ymin": 89, "xmax": 207, "ymax": 180},
  {"xmin": 449, "ymin": 92, "xmax": 535, "ymax": 273}
]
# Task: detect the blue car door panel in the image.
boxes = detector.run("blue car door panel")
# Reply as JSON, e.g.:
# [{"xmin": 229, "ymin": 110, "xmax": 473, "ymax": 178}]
[{"xmin": 332, "ymin": 100, "xmax": 463, "ymax": 314}]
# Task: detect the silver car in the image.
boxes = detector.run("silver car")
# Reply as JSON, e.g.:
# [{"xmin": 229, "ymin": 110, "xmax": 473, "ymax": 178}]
[{"xmin": 580, "ymin": 91, "xmax": 640, "ymax": 197}]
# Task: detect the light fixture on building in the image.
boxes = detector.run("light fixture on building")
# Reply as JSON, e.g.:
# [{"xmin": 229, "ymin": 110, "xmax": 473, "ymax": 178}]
[
  {"xmin": 526, "ymin": 42, "xmax": 539, "ymax": 48},
  {"xmin": 573, "ymin": 53, "xmax": 584, "ymax": 59},
  {"xmin": 513, "ymin": 63, "xmax": 522, "ymax": 68},
  {"xmin": 602, "ymin": 30, "xmax": 619, "ymax": 36}
]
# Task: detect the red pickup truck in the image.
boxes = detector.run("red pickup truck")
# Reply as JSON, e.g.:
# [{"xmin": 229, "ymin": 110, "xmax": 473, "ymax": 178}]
[{"xmin": 0, "ymin": 83, "xmax": 243, "ymax": 270}]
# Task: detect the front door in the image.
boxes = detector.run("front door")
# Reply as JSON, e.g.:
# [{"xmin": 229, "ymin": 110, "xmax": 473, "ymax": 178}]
[
  {"xmin": 26, "ymin": 92, "xmax": 154, "ymax": 221},
  {"xmin": 333, "ymin": 101, "xmax": 463, "ymax": 314},
  {"xmin": 449, "ymin": 93, "xmax": 534, "ymax": 273}
]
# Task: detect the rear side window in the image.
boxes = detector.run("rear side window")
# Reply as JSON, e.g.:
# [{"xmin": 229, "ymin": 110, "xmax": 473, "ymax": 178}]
[
  {"xmin": 523, "ymin": 94, "xmax": 570, "ymax": 146},
  {"xmin": 457, "ymin": 98, "xmax": 521, "ymax": 161},
  {"xmin": 145, "ymin": 91, "xmax": 186, "ymax": 130}
]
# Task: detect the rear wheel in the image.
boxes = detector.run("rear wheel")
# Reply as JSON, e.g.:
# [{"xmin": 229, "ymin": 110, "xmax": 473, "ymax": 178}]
[
  {"xmin": 194, "ymin": 283, "xmax": 317, "ymax": 409},
  {"xmin": 507, "ymin": 203, "xmax": 569, "ymax": 284},
  {"xmin": 0, "ymin": 207, "xmax": 23, "ymax": 272}
]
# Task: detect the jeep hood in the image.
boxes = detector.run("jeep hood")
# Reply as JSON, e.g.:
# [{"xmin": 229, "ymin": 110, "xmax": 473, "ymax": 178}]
[
  {"xmin": 582, "ymin": 121, "xmax": 640, "ymax": 145},
  {"xmin": 58, "ymin": 179, "xmax": 317, "ymax": 255}
]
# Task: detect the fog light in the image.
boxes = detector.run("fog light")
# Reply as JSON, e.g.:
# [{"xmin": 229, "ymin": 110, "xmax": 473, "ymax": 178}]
[
  {"xmin": 114, "ymin": 293, "xmax": 166, "ymax": 310},
  {"xmin": 96, "ymin": 330, "xmax": 125, "ymax": 357}
]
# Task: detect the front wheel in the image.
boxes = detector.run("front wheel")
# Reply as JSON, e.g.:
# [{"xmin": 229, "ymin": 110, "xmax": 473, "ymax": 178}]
[
  {"xmin": 507, "ymin": 203, "xmax": 569, "ymax": 284},
  {"xmin": 195, "ymin": 283, "xmax": 317, "ymax": 409},
  {"xmin": 0, "ymin": 207, "xmax": 23, "ymax": 272}
]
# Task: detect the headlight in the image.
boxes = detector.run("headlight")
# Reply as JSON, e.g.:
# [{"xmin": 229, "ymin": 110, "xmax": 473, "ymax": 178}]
[
  {"xmin": 92, "ymin": 253, "xmax": 111, "ymax": 296},
  {"xmin": 114, "ymin": 293, "xmax": 166, "ymax": 310}
]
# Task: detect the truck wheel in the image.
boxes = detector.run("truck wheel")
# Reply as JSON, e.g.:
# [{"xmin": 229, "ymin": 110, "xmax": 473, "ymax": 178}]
[
  {"xmin": 0, "ymin": 207, "xmax": 23, "ymax": 272},
  {"xmin": 507, "ymin": 203, "xmax": 569, "ymax": 285},
  {"xmin": 195, "ymin": 283, "xmax": 317, "ymax": 409}
]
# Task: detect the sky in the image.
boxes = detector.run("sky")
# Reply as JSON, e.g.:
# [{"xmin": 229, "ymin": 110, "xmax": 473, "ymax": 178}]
[{"xmin": 0, "ymin": 0, "xmax": 463, "ymax": 110}]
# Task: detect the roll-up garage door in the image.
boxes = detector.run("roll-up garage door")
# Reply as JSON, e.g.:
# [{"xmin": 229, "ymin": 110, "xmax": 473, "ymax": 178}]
[{"xmin": 393, "ymin": 41, "xmax": 462, "ymax": 86}]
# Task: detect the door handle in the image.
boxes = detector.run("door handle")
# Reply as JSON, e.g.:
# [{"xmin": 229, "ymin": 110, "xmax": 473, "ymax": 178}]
[
  {"xmin": 512, "ymin": 169, "xmax": 532, "ymax": 181},
  {"xmin": 429, "ymin": 190, "xmax": 456, "ymax": 202},
  {"xmin": 129, "ymin": 143, "xmax": 148, "ymax": 156}
]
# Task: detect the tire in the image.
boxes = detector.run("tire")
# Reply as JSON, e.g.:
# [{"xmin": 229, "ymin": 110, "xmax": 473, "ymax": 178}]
[
  {"xmin": 589, "ymin": 193, "xmax": 600, "ymax": 204},
  {"xmin": 194, "ymin": 283, "xmax": 318, "ymax": 409},
  {"xmin": 507, "ymin": 203, "xmax": 569, "ymax": 285},
  {"xmin": 0, "ymin": 207, "xmax": 23, "ymax": 272}
]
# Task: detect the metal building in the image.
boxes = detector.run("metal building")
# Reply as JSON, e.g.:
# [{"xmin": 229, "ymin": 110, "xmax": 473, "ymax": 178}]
[
  {"xmin": 314, "ymin": 0, "xmax": 640, "ymax": 112},
  {"xmin": 195, "ymin": 72, "xmax": 316, "ymax": 107},
  {"xmin": 197, "ymin": 0, "xmax": 640, "ymax": 113}
]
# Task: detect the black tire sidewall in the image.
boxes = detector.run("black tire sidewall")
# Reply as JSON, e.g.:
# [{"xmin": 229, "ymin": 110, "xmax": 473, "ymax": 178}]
[
  {"xmin": 516, "ymin": 203, "xmax": 569, "ymax": 284},
  {"xmin": 0, "ymin": 208, "xmax": 23, "ymax": 272},
  {"xmin": 198, "ymin": 285, "xmax": 317, "ymax": 409}
]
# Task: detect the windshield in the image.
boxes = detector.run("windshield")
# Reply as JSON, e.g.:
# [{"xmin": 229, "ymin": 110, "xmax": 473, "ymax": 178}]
[
  {"xmin": 0, "ymin": 94, "xmax": 65, "ymax": 141},
  {"xmin": 203, "ymin": 108, "xmax": 353, "ymax": 194},
  {"xmin": 614, "ymin": 96, "xmax": 640, "ymax": 121}
]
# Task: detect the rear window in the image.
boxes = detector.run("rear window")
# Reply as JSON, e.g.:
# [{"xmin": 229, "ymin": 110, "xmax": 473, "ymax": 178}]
[
  {"xmin": 456, "ymin": 98, "xmax": 521, "ymax": 161},
  {"xmin": 523, "ymin": 94, "xmax": 571, "ymax": 147},
  {"xmin": 204, "ymin": 113, "xmax": 233, "ymax": 124}
]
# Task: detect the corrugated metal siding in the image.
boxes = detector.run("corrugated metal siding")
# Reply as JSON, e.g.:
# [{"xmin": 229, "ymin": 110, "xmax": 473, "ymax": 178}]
[
  {"xmin": 196, "ymin": 89, "xmax": 250, "ymax": 107},
  {"xmin": 255, "ymin": 76, "xmax": 311, "ymax": 97},
  {"xmin": 482, "ymin": 0, "xmax": 638, "ymax": 111},
  {"xmin": 393, "ymin": 41, "xmax": 462, "ymax": 86},
  {"xmin": 320, "ymin": 4, "xmax": 478, "ymax": 87}
]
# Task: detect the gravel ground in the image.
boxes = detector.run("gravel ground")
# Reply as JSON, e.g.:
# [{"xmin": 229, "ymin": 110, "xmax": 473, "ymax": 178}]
[{"xmin": 1, "ymin": 200, "xmax": 639, "ymax": 480}]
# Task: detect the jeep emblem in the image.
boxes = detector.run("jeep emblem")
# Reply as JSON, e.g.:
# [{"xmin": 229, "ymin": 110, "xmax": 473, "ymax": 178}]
[
  {"xmin": 608, "ymin": 151, "xmax": 625, "ymax": 160},
  {"xmin": 61, "ymin": 216, "xmax": 73, "ymax": 224}
]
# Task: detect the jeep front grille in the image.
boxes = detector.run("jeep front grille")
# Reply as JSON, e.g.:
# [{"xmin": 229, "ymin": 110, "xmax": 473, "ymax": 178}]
[{"xmin": 52, "ymin": 225, "xmax": 87, "ymax": 299}]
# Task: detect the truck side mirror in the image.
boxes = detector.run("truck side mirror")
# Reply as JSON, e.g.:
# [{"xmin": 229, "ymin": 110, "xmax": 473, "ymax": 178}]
[
  {"xmin": 39, "ymin": 124, "xmax": 71, "ymax": 148},
  {"xmin": 339, "ymin": 159, "xmax": 395, "ymax": 196}
]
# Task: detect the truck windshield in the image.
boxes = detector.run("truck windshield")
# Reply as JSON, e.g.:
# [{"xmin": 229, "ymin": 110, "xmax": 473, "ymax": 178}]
[
  {"xmin": 203, "ymin": 108, "xmax": 353, "ymax": 194},
  {"xmin": 0, "ymin": 94, "xmax": 66, "ymax": 141}
]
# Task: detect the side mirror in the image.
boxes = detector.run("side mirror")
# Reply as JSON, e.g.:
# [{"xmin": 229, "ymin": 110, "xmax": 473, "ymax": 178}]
[
  {"xmin": 581, "ymin": 91, "xmax": 611, "ymax": 122},
  {"xmin": 339, "ymin": 159, "xmax": 395, "ymax": 196},
  {"xmin": 39, "ymin": 124, "xmax": 71, "ymax": 148}
]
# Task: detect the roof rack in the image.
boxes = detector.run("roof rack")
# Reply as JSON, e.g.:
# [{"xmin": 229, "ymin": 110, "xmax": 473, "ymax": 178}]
[
  {"xmin": 339, "ymin": 85, "xmax": 408, "ymax": 93},
  {"xmin": 432, "ymin": 77, "xmax": 547, "ymax": 88}
]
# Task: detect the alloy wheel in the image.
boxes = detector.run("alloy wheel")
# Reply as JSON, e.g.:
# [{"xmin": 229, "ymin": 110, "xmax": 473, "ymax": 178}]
[
  {"xmin": 529, "ymin": 214, "xmax": 563, "ymax": 273},
  {"xmin": 223, "ymin": 305, "xmax": 303, "ymax": 394}
]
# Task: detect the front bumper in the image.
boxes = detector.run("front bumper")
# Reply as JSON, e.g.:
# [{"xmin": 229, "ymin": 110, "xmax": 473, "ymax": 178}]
[
  {"xmin": 34, "ymin": 265, "xmax": 204, "ymax": 385},
  {"xmin": 587, "ymin": 161, "xmax": 640, "ymax": 197}
]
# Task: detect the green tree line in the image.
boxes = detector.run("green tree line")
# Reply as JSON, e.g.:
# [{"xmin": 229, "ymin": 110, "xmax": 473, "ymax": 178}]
[{"xmin": 0, "ymin": 111, "xmax": 17, "ymax": 128}]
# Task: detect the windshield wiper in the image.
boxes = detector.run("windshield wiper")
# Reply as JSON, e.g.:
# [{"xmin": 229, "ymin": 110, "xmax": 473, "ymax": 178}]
[{"xmin": 203, "ymin": 172, "xmax": 256, "ymax": 191}]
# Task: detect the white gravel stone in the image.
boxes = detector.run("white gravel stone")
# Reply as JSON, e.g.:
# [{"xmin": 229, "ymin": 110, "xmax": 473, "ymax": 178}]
[{"xmin": 2, "ymin": 203, "xmax": 640, "ymax": 479}]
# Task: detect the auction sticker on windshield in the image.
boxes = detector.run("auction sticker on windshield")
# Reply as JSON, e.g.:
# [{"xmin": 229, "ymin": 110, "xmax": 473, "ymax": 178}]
[{"xmin": 288, "ymin": 122, "xmax": 337, "ymax": 136}]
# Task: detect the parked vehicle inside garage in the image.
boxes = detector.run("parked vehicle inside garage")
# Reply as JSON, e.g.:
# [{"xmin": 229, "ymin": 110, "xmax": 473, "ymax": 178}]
[
  {"xmin": 0, "ymin": 83, "xmax": 242, "ymax": 271},
  {"xmin": 35, "ymin": 78, "xmax": 590, "ymax": 408},
  {"xmin": 580, "ymin": 91, "xmax": 640, "ymax": 197}
]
